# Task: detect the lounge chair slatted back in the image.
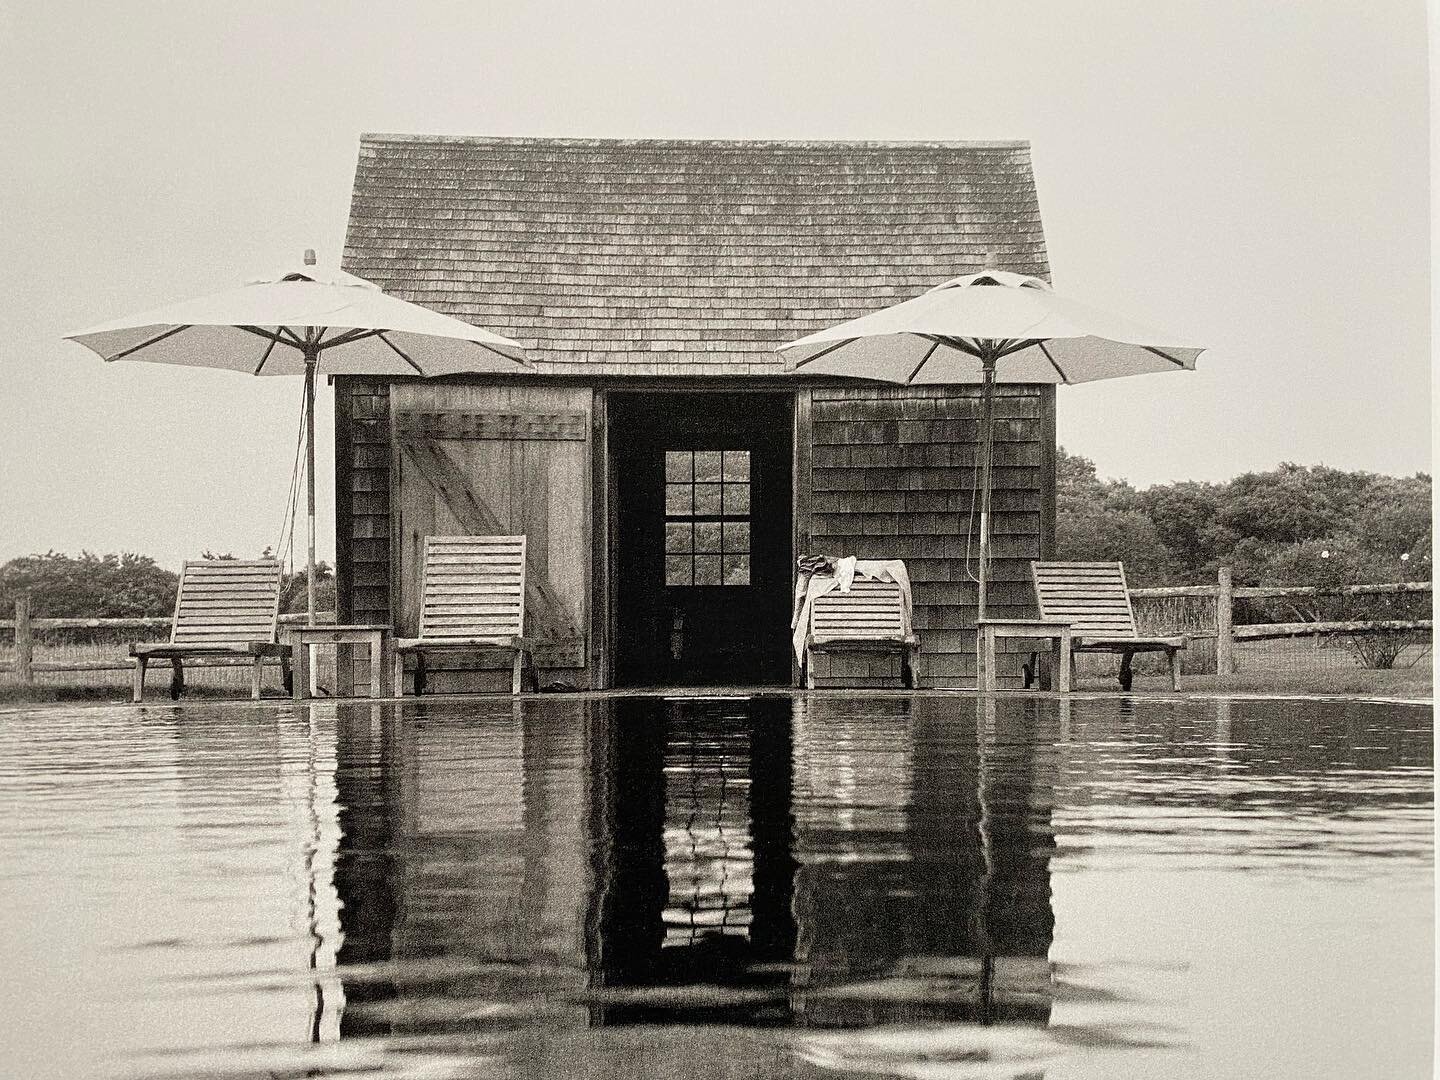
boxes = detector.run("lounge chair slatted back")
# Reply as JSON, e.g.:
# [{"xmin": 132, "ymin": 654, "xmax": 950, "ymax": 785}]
[
  {"xmin": 810, "ymin": 579, "xmax": 908, "ymax": 641},
  {"xmin": 1030, "ymin": 560, "xmax": 1186, "ymax": 691},
  {"xmin": 170, "ymin": 560, "xmax": 285, "ymax": 647},
  {"xmin": 1031, "ymin": 562, "xmax": 1138, "ymax": 639},
  {"xmin": 132, "ymin": 558, "xmax": 291, "ymax": 702},
  {"xmin": 396, "ymin": 535, "xmax": 537, "ymax": 696},
  {"xmin": 803, "ymin": 572, "xmax": 919, "ymax": 688},
  {"xmin": 418, "ymin": 535, "xmax": 527, "ymax": 641}
]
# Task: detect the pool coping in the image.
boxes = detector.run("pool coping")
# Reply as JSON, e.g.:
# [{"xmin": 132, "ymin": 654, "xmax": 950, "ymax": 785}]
[{"xmin": 2, "ymin": 686, "xmax": 1431, "ymax": 716}]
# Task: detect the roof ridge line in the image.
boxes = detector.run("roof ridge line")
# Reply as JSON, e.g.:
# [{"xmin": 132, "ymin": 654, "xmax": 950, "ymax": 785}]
[{"xmin": 359, "ymin": 132, "xmax": 1034, "ymax": 151}]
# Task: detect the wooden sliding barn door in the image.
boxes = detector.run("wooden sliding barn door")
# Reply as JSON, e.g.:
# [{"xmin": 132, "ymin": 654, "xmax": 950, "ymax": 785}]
[{"xmin": 390, "ymin": 385, "xmax": 591, "ymax": 682}]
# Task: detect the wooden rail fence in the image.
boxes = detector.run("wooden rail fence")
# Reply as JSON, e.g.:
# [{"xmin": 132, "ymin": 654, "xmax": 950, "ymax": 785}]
[
  {"xmin": 1129, "ymin": 571, "xmax": 1430, "ymax": 675},
  {"xmin": 1, "ymin": 603, "xmax": 335, "ymax": 685}
]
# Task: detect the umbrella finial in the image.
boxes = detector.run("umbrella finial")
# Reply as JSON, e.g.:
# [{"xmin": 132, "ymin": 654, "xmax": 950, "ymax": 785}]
[{"xmin": 303, "ymin": 248, "xmax": 316, "ymax": 266}]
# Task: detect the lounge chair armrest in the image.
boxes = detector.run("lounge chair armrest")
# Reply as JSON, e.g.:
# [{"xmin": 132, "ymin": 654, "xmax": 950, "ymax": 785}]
[{"xmin": 131, "ymin": 643, "xmax": 251, "ymax": 657}]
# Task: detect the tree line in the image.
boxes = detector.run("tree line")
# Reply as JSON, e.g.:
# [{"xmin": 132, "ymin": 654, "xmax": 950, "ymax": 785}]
[
  {"xmin": 0, "ymin": 550, "xmax": 334, "ymax": 621},
  {"xmin": 1056, "ymin": 450, "xmax": 1431, "ymax": 588}
]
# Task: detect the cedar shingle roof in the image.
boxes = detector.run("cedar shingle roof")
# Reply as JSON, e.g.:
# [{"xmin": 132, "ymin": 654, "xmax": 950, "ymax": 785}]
[{"xmin": 343, "ymin": 134, "xmax": 1050, "ymax": 375}]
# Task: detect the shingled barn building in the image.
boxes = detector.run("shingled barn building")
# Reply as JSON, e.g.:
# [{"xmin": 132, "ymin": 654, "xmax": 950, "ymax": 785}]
[{"xmin": 335, "ymin": 135, "xmax": 1056, "ymax": 692}]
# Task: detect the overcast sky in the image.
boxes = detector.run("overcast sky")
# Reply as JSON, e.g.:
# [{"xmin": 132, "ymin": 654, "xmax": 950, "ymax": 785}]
[{"xmin": 1, "ymin": 1, "xmax": 1430, "ymax": 570}]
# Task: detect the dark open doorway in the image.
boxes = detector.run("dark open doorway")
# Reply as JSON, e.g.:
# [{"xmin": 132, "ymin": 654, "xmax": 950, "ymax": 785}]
[{"xmin": 610, "ymin": 392, "xmax": 793, "ymax": 687}]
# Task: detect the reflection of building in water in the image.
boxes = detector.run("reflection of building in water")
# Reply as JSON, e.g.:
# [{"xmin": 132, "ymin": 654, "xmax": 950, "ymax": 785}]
[
  {"xmin": 333, "ymin": 699, "xmax": 594, "ymax": 1037},
  {"xmin": 333, "ymin": 694, "xmax": 1057, "ymax": 1037},
  {"xmin": 790, "ymin": 696, "xmax": 1057, "ymax": 1025}
]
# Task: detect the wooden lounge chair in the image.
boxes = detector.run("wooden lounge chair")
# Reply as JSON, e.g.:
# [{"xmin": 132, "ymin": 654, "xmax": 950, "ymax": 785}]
[
  {"xmin": 1031, "ymin": 561, "xmax": 1186, "ymax": 691},
  {"xmin": 131, "ymin": 559, "xmax": 292, "ymax": 702},
  {"xmin": 393, "ymin": 535, "xmax": 537, "ymax": 696},
  {"xmin": 803, "ymin": 577, "xmax": 920, "ymax": 689}
]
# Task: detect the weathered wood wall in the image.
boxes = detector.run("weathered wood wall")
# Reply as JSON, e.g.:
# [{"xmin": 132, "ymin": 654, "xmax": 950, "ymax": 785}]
[
  {"xmin": 335, "ymin": 378, "xmax": 592, "ymax": 693},
  {"xmin": 798, "ymin": 384, "xmax": 1056, "ymax": 688}
]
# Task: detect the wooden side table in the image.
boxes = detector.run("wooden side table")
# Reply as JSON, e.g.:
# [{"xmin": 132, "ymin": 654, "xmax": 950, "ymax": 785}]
[
  {"xmin": 976, "ymin": 618, "xmax": 1074, "ymax": 692},
  {"xmin": 286, "ymin": 624, "xmax": 391, "ymax": 701}
]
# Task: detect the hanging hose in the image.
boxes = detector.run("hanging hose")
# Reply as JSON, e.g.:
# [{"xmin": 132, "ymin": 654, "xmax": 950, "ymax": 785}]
[{"xmin": 274, "ymin": 379, "xmax": 309, "ymax": 571}]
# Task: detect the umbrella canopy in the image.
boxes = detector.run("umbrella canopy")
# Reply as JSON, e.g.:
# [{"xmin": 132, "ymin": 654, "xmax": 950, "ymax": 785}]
[
  {"xmin": 65, "ymin": 253, "xmax": 531, "ymax": 631},
  {"xmin": 66, "ymin": 260, "xmax": 527, "ymax": 377},
  {"xmin": 782, "ymin": 270, "xmax": 1204, "ymax": 382},
  {"xmin": 779, "ymin": 269, "xmax": 1206, "ymax": 668}
]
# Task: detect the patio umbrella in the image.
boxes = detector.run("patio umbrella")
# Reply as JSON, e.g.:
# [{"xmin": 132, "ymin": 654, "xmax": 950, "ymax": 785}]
[
  {"xmin": 65, "ymin": 250, "xmax": 530, "ymax": 626},
  {"xmin": 779, "ymin": 269, "xmax": 1205, "ymax": 621}
]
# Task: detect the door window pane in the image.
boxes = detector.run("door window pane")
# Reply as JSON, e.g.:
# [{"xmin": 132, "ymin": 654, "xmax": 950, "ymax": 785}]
[
  {"xmin": 694, "ymin": 521, "xmax": 722, "ymax": 553},
  {"xmin": 693, "ymin": 555, "xmax": 722, "ymax": 586},
  {"xmin": 665, "ymin": 483, "xmax": 693, "ymax": 516},
  {"xmin": 722, "ymin": 521, "xmax": 749, "ymax": 553},
  {"xmin": 665, "ymin": 522, "xmax": 693, "ymax": 554},
  {"xmin": 722, "ymin": 450, "xmax": 749, "ymax": 481},
  {"xmin": 694, "ymin": 484, "xmax": 722, "ymax": 515},
  {"xmin": 723, "ymin": 483, "xmax": 750, "ymax": 515},
  {"xmin": 665, "ymin": 556, "xmax": 693, "ymax": 587},
  {"xmin": 723, "ymin": 554, "xmax": 750, "ymax": 586},
  {"xmin": 665, "ymin": 451, "xmax": 693, "ymax": 482},
  {"xmin": 694, "ymin": 450, "xmax": 723, "ymax": 482}
]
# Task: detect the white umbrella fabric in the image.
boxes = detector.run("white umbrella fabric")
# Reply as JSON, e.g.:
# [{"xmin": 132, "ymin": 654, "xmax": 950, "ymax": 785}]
[
  {"xmin": 65, "ymin": 251, "xmax": 531, "ymax": 625},
  {"xmin": 780, "ymin": 270, "xmax": 1205, "ymax": 622}
]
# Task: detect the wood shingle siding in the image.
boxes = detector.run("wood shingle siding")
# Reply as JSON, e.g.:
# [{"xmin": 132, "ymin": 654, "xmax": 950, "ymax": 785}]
[
  {"xmin": 804, "ymin": 385, "xmax": 1054, "ymax": 687},
  {"xmin": 345, "ymin": 136, "xmax": 1048, "ymax": 376},
  {"xmin": 333, "ymin": 378, "xmax": 394, "ymax": 694}
]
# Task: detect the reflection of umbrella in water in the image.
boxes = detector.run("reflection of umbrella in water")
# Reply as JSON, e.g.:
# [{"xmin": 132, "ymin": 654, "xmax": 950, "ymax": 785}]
[
  {"xmin": 779, "ymin": 269, "xmax": 1206, "ymax": 625},
  {"xmin": 65, "ymin": 251, "xmax": 530, "ymax": 626}
]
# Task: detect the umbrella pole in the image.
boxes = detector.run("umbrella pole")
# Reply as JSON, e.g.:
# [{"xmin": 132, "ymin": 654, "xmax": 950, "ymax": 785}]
[
  {"xmin": 303, "ymin": 348, "xmax": 319, "ymax": 697},
  {"xmin": 977, "ymin": 355, "xmax": 996, "ymax": 623},
  {"xmin": 304, "ymin": 351, "xmax": 318, "ymax": 629}
]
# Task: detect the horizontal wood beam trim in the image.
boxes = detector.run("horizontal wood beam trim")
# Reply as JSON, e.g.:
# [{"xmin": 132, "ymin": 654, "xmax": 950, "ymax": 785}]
[{"xmin": 395, "ymin": 410, "xmax": 587, "ymax": 441}]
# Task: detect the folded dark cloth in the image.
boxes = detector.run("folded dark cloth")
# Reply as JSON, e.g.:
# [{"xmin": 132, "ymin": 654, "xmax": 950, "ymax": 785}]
[{"xmin": 797, "ymin": 553, "xmax": 837, "ymax": 575}]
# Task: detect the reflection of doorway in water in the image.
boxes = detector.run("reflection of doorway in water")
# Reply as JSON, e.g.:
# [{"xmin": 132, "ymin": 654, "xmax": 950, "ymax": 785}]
[{"xmin": 588, "ymin": 696, "xmax": 798, "ymax": 1025}]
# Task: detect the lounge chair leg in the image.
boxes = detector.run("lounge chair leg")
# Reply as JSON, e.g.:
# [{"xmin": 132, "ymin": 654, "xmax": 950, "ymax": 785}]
[
  {"xmin": 251, "ymin": 654, "xmax": 264, "ymax": 700},
  {"xmin": 132, "ymin": 656, "xmax": 147, "ymax": 703},
  {"xmin": 1118, "ymin": 651, "xmax": 1134, "ymax": 692},
  {"xmin": 393, "ymin": 650, "xmax": 407, "ymax": 698},
  {"xmin": 804, "ymin": 649, "xmax": 816, "ymax": 690},
  {"xmin": 281, "ymin": 652, "xmax": 293, "ymax": 696},
  {"xmin": 414, "ymin": 654, "xmax": 427, "ymax": 697},
  {"xmin": 511, "ymin": 650, "xmax": 523, "ymax": 695},
  {"xmin": 170, "ymin": 658, "xmax": 184, "ymax": 700},
  {"xmin": 1168, "ymin": 649, "xmax": 1179, "ymax": 693}
]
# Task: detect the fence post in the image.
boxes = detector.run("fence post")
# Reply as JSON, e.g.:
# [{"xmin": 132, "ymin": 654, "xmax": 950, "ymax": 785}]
[
  {"xmin": 1215, "ymin": 566, "xmax": 1234, "ymax": 677},
  {"xmin": 15, "ymin": 596, "xmax": 33, "ymax": 686}
]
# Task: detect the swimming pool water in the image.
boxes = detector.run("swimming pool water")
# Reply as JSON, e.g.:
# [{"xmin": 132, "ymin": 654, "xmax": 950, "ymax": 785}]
[{"xmin": 0, "ymin": 694, "xmax": 1431, "ymax": 1078}]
